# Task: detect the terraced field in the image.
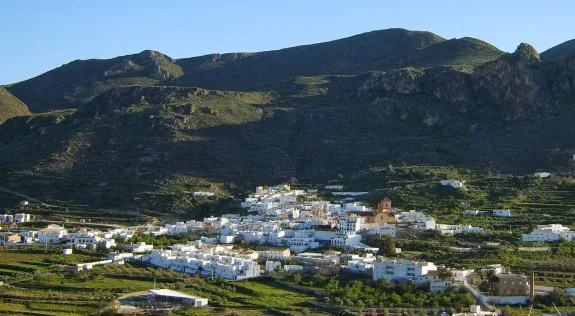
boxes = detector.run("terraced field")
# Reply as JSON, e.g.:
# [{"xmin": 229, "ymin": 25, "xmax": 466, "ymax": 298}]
[{"xmin": 0, "ymin": 248, "xmax": 327, "ymax": 315}]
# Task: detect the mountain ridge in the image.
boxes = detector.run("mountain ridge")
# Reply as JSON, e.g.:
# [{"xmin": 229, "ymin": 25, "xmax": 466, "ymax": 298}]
[
  {"xmin": 6, "ymin": 28, "xmax": 504, "ymax": 112},
  {"xmin": 1, "ymin": 29, "xmax": 575, "ymax": 215}
]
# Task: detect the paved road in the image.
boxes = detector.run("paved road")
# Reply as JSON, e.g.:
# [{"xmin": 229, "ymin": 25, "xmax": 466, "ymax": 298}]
[
  {"xmin": 535, "ymin": 285, "xmax": 555, "ymax": 296},
  {"xmin": 38, "ymin": 219, "xmax": 124, "ymax": 229}
]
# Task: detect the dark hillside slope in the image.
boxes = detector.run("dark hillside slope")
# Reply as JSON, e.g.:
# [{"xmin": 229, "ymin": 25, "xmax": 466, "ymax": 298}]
[
  {"xmin": 6, "ymin": 50, "xmax": 182, "ymax": 112},
  {"xmin": 174, "ymin": 29, "xmax": 503, "ymax": 91},
  {"xmin": 1, "ymin": 44, "xmax": 575, "ymax": 215},
  {"xmin": 542, "ymin": 38, "xmax": 575, "ymax": 60}
]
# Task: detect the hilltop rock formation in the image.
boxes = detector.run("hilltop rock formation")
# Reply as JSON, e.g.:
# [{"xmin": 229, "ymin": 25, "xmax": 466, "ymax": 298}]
[{"xmin": 358, "ymin": 43, "xmax": 575, "ymax": 120}]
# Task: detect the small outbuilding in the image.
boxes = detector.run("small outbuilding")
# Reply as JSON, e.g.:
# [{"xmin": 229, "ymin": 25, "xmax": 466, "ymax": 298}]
[{"xmin": 118, "ymin": 289, "xmax": 208, "ymax": 308}]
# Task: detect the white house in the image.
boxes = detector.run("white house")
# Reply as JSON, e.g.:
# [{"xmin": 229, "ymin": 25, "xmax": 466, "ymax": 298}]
[
  {"xmin": 283, "ymin": 265, "xmax": 304, "ymax": 273},
  {"xmin": 257, "ymin": 248, "xmax": 291, "ymax": 261},
  {"xmin": 346, "ymin": 255, "xmax": 376, "ymax": 274},
  {"xmin": 492, "ymin": 209, "xmax": 512, "ymax": 217},
  {"xmin": 533, "ymin": 172, "xmax": 551, "ymax": 178},
  {"xmin": 37, "ymin": 224, "xmax": 67, "ymax": 244},
  {"xmin": 142, "ymin": 247, "xmax": 261, "ymax": 280},
  {"xmin": 339, "ymin": 215, "xmax": 363, "ymax": 233},
  {"xmin": 265, "ymin": 260, "xmax": 282, "ymax": 273},
  {"xmin": 193, "ymin": 191, "xmax": 215, "ymax": 197},
  {"xmin": 373, "ymin": 258, "xmax": 437, "ymax": 282},
  {"xmin": 0, "ymin": 214, "xmax": 14, "ymax": 224},
  {"xmin": 368, "ymin": 224, "xmax": 397, "ymax": 237},
  {"xmin": 14, "ymin": 213, "xmax": 31, "ymax": 223},
  {"xmin": 429, "ymin": 277, "xmax": 456, "ymax": 293},
  {"xmin": 439, "ymin": 180, "xmax": 465, "ymax": 189},
  {"xmin": 124, "ymin": 242, "xmax": 154, "ymax": 253},
  {"xmin": 398, "ymin": 210, "xmax": 436, "ymax": 229},
  {"xmin": 521, "ymin": 224, "xmax": 575, "ymax": 242},
  {"xmin": 435, "ymin": 224, "xmax": 485, "ymax": 235}
]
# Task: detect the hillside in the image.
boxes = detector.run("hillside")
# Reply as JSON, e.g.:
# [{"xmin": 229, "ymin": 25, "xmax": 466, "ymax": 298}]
[
  {"xmin": 173, "ymin": 29, "xmax": 502, "ymax": 91},
  {"xmin": 0, "ymin": 86, "xmax": 31, "ymax": 123},
  {"xmin": 1, "ymin": 43, "xmax": 575, "ymax": 217},
  {"xmin": 6, "ymin": 29, "xmax": 503, "ymax": 112},
  {"xmin": 6, "ymin": 50, "xmax": 181, "ymax": 112},
  {"xmin": 542, "ymin": 38, "xmax": 575, "ymax": 60}
]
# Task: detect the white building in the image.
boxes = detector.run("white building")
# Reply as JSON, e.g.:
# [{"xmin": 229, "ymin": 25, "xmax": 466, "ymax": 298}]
[
  {"xmin": 257, "ymin": 248, "xmax": 291, "ymax": 261},
  {"xmin": 492, "ymin": 209, "xmax": 512, "ymax": 217},
  {"xmin": 265, "ymin": 260, "xmax": 282, "ymax": 273},
  {"xmin": 521, "ymin": 224, "xmax": 575, "ymax": 242},
  {"xmin": 14, "ymin": 213, "xmax": 31, "ymax": 223},
  {"xmin": 429, "ymin": 277, "xmax": 456, "ymax": 293},
  {"xmin": 368, "ymin": 224, "xmax": 397, "ymax": 237},
  {"xmin": 125, "ymin": 242, "xmax": 154, "ymax": 253},
  {"xmin": 435, "ymin": 224, "xmax": 485, "ymax": 235},
  {"xmin": 339, "ymin": 215, "xmax": 363, "ymax": 233},
  {"xmin": 283, "ymin": 265, "xmax": 304, "ymax": 273},
  {"xmin": 373, "ymin": 258, "xmax": 437, "ymax": 282},
  {"xmin": 398, "ymin": 210, "xmax": 436, "ymax": 229},
  {"xmin": 533, "ymin": 172, "xmax": 551, "ymax": 178},
  {"xmin": 37, "ymin": 224, "xmax": 68, "ymax": 244},
  {"xmin": 0, "ymin": 214, "xmax": 14, "ymax": 224},
  {"xmin": 142, "ymin": 245, "xmax": 260, "ymax": 280},
  {"xmin": 193, "ymin": 191, "xmax": 215, "ymax": 197},
  {"xmin": 346, "ymin": 255, "xmax": 376, "ymax": 274},
  {"xmin": 439, "ymin": 179, "xmax": 465, "ymax": 189},
  {"xmin": 165, "ymin": 222, "xmax": 189, "ymax": 235},
  {"xmin": 119, "ymin": 289, "xmax": 208, "ymax": 307}
]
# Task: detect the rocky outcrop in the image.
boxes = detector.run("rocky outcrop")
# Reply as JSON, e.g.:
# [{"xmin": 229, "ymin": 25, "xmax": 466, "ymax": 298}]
[
  {"xmin": 358, "ymin": 43, "xmax": 575, "ymax": 120},
  {"xmin": 104, "ymin": 50, "xmax": 183, "ymax": 80},
  {"xmin": 79, "ymin": 86, "xmax": 210, "ymax": 117}
]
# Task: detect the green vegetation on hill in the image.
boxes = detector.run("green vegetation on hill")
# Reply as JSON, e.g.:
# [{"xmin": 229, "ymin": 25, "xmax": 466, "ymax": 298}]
[
  {"xmin": 541, "ymin": 38, "xmax": 575, "ymax": 60},
  {"xmin": 1, "ymin": 29, "xmax": 575, "ymax": 217},
  {"xmin": 0, "ymin": 248, "xmax": 327, "ymax": 316},
  {"xmin": 6, "ymin": 50, "xmax": 180, "ymax": 112},
  {"xmin": 6, "ymin": 28, "xmax": 504, "ymax": 111},
  {"xmin": 0, "ymin": 86, "xmax": 30, "ymax": 123},
  {"xmin": 404, "ymin": 37, "xmax": 503, "ymax": 69}
]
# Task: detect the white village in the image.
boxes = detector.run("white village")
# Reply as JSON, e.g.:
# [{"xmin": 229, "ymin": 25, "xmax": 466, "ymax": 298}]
[{"xmin": 2, "ymin": 182, "xmax": 574, "ymax": 315}]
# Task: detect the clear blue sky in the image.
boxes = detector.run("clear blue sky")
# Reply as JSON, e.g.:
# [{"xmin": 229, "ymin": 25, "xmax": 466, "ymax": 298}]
[{"xmin": 2, "ymin": 0, "xmax": 574, "ymax": 84}]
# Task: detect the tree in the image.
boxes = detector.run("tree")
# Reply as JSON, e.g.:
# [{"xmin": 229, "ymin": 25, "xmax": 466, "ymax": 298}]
[
  {"xmin": 551, "ymin": 288, "xmax": 570, "ymax": 306},
  {"xmin": 325, "ymin": 278, "xmax": 340, "ymax": 292},
  {"xmin": 501, "ymin": 305, "xmax": 515, "ymax": 316},
  {"xmin": 293, "ymin": 273, "xmax": 302, "ymax": 284}
]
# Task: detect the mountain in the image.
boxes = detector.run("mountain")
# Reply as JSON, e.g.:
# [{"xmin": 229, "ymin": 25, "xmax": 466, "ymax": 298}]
[
  {"xmin": 6, "ymin": 29, "xmax": 503, "ymax": 112},
  {"xmin": 1, "ymin": 40, "xmax": 575, "ymax": 217},
  {"xmin": 2, "ymin": 30, "xmax": 575, "ymax": 217},
  {"xmin": 6, "ymin": 50, "xmax": 182, "ymax": 112},
  {"xmin": 0, "ymin": 86, "xmax": 31, "ymax": 123},
  {"xmin": 542, "ymin": 38, "xmax": 575, "ymax": 60}
]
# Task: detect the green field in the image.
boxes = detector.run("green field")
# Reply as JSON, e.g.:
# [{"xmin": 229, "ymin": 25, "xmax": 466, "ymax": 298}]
[{"xmin": 0, "ymin": 248, "xmax": 328, "ymax": 315}]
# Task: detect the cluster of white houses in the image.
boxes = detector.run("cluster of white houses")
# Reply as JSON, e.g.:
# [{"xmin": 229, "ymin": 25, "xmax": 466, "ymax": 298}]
[
  {"xmin": 0, "ymin": 223, "xmax": 134, "ymax": 249},
  {"xmin": 0, "ymin": 213, "xmax": 31, "ymax": 224},
  {"xmin": 142, "ymin": 241, "xmax": 261, "ymax": 280},
  {"xmin": 2, "ymin": 185, "xmax": 562, "ymax": 307},
  {"xmin": 463, "ymin": 209, "xmax": 512, "ymax": 217},
  {"xmin": 522, "ymin": 224, "xmax": 575, "ymax": 242}
]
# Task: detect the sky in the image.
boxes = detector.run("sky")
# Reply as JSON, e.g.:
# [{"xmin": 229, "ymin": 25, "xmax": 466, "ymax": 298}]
[{"xmin": 2, "ymin": 0, "xmax": 574, "ymax": 84}]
